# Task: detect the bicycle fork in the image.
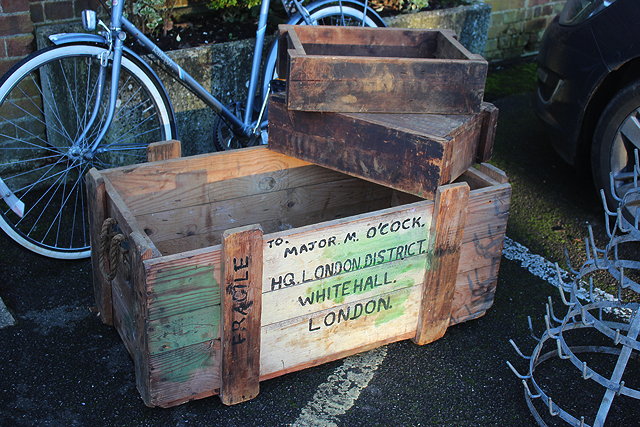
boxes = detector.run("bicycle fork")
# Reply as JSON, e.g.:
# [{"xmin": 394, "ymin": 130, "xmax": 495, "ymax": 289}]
[{"xmin": 69, "ymin": 31, "xmax": 126, "ymax": 162}]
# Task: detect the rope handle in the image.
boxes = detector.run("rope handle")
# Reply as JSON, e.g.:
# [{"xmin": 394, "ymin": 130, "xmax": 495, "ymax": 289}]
[{"xmin": 99, "ymin": 217, "xmax": 125, "ymax": 281}]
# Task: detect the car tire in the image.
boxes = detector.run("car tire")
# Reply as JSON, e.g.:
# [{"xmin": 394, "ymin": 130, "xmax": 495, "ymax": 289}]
[{"xmin": 592, "ymin": 79, "xmax": 640, "ymax": 217}]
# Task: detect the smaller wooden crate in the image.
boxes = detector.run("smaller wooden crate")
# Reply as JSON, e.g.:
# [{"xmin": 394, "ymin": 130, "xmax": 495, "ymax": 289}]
[
  {"xmin": 268, "ymin": 92, "xmax": 498, "ymax": 199},
  {"xmin": 277, "ymin": 25, "xmax": 488, "ymax": 114},
  {"xmin": 87, "ymin": 143, "xmax": 510, "ymax": 408}
]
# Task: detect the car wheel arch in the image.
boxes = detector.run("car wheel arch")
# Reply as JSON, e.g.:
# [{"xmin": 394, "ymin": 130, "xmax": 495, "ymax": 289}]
[{"xmin": 577, "ymin": 56, "xmax": 640, "ymax": 168}]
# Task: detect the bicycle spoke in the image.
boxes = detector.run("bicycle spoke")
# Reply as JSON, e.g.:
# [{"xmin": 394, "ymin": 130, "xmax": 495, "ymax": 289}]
[
  {"xmin": 59, "ymin": 57, "xmax": 83, "ymax": 139},
  {"xmin": 17, "ymin": 157, "xmax": 76, "ymax": 226}
]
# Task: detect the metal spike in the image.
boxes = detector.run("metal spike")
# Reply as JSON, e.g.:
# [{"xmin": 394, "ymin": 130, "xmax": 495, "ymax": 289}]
[
  {"xmin": 564, "ymin": 247, "xmax": 579, "ymax": 274},
  {"xmin": 545, "ymin": 315, "xmax": 559, "ymax": 340},
  {"xmin": 522, "ymin": 380, "xmax": 541, "ymax": 399},
  {"xmin": 616, "ymin": 380, "xmax": 626, "ymax": 396},
  {"xmin": 582, "ymin": 361, "xmax": 593, "ymax": 380},
  {"xmin": 548, "ymin": 397, "xmax": 559, "ymax": 417},
  {"xmin": 617, "ymin": 207, "xmax": 633, "ymax": 233},
  {"xmin": 556, "ymin": 338, "xmax": 570, "ymax": 360},
  {"xmin": 580, "ymin": 416, "xmax": 585, "ymax": 427},
  {"xmin": 581, "ymin": 306, "xmax": 594, "ymax": 326},
  {"xmin": 506, "ymin": 361, "xmax": 531, "ymax": 380},
  {"xmin": 614, "ymin": 329, "xmax": 622, "ymax": 345},
  {"xmin": 509, "ymin": 339, "xmax": 531, "ymax": 360},
  {"xmin": 610, "ymin": 172, "xmax": 622, "ymax": 202},
  {"xmin": 557, "ymin": 283, "xmax": 574, "ymax": 307},
  {"xmin": 547, "ymin": 297, "xmax": 563, "ymax": 323},
  {"xmin": 527, "ymin": 316, "xmax": 541, "ymax": 342}
]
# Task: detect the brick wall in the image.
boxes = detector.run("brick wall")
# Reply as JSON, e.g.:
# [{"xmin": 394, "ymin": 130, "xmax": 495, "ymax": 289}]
[
  {"xmin": 0, "ymin": 0, "xmax": 34, "ymax": 76},
  {"xmin": 484, "ymin": 0, "xmax": 566, "ymax": 61},
  {"xmin": 0, "ymin": 0, "xmax": 100, "ymax": 75}
]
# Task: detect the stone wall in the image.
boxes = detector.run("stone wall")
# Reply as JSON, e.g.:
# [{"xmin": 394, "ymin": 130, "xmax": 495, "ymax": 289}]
[{"xmin": 483, "ymin": 0, "xmax": 566, "ymax": 61}]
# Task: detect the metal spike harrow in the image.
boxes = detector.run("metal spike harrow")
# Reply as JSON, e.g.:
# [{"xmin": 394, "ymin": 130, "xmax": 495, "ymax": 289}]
[{"xmin": 508, "ymin": 152, "xmax": 640, "ymax": 426}]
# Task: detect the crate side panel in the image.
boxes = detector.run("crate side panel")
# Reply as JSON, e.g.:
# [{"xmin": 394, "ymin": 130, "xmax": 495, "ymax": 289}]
[
  {"xmin": 450, "ymin": 183, "xmax": 511, "ymax": 322},
  {"xmin": 146, "ymin": 249, "xmax": 222, "ymax": 354},
  {"xmin": 268, "ymin": 97, "xmax": 447, "ymax": 198},
  {"xmin": 149, "ymin": 339, "xmax": 221, "ymax": 408},
  {"xmin": 286, "ymin": 57, "xmax": 486, "ymax": 114},
  {"xmin": 261, "ymin": 284, "xmax": 422, "ymax": 376},
  {"xmin": 260, "ymin": 201, "xmax": 432, "ymax": 373},
  {"xmin": 102, "ymin": 146, "xmax": 310, "ymax": 201},
  {"xmin": 120, "ymin": 165, "xmax": 350, "ymax": 217},
  {"xmin": 138, "ymin": 177, "xmax": 394, "ymax": 253}
]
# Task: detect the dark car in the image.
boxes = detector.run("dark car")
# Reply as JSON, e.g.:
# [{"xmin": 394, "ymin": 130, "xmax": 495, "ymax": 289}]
[{"xmin": 535, "ymin": 0, "xmax": 640, "ymax": 211}]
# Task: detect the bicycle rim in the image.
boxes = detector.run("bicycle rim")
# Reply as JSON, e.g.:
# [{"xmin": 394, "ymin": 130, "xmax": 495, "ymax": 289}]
[{"xmin": 0, "ymin": 45, "xmax": 173, "ymax": 259}]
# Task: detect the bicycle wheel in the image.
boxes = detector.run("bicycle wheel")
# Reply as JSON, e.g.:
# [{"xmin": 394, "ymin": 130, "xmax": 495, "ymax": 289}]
[{"xmin": 0, "ymin": 44, "xmax": 175, "ymax": 259}]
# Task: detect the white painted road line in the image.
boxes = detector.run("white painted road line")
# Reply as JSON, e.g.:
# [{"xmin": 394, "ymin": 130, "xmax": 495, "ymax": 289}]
[
  {"xmin": 0, "ymin": 297, "xmax": 15, "ymax": 329},
  {"xmin": 292, "ymin": 347, "xmax": 387, "ymax": 427},
  {"xmin": 292, "ymin": 237, "xmax": 630, "ymax": 425}
]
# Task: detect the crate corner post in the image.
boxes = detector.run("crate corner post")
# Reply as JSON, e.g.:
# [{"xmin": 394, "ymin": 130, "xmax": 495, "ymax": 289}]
[
  {"xmin": 220, "ymin": 224, "xmax": 264, "ymax": 405},
  {"xmin": 86, "ymin": 167, "xmax": 113, "ymax": 325},
  {"xmin": 414, "ymin": 182, "xmax": 470, "ymax": 345}
]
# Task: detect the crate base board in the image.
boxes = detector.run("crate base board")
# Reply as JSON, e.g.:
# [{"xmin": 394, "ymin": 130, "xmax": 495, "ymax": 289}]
[{"xmin": 88, "ymin": 145, "xmax": 510, "ymax": 408}]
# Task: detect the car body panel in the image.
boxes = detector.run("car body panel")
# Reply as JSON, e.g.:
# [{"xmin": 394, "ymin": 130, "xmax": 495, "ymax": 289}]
[{"xmin": 534, "ymin": 0, "xmax": 640, "ymax": 165}]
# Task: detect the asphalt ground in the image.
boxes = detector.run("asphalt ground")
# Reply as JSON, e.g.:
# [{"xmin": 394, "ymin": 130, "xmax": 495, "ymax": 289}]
[{"xmin": 1, "ymin": 63, "xmax": 640, "ymax": 426}]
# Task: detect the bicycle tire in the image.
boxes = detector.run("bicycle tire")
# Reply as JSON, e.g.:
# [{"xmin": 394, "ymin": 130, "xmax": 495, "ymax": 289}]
[
  {"xmin": 0, "ymin": 44, "xmax": 175, "ymax": 259},
  {"xmin": 213, "ymin": 2, "xmax": 384, "ymax": 151}
]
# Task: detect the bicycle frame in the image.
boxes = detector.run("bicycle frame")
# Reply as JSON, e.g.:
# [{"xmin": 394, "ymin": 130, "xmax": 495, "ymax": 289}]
[
  {"xmin": 58, "ymin": 0, "xmax": 379, "ymax": 154},
  {"xmin": 82, "ymin": 0, "xmax": 266, "ymax": 153}
]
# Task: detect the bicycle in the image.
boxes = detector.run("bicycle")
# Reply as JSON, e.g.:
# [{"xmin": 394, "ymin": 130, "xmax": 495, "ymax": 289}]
[{"xmin": 0, "ymin": 0, "xmax": 385, "ymax": 259}]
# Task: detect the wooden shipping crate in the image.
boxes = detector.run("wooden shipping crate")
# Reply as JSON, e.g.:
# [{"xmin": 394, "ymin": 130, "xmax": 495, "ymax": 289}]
[
  {"xmin": 87, "ymin": 143, "xmax": 510, "ymax": 408},
  {"xmin": 277, "ymin": 25, "xmax": 488, "ymax": 114},
  {"xmin": 269, "ymin": 92, "xmax": 498, "ymax": 199}
]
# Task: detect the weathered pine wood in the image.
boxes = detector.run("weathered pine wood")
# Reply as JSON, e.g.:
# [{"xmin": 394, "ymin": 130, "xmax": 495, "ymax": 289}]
[
  {"xmin": 221, "ymin": 225, "xmax": 263, "ymax": 405},
  {"xmin": 86, "ymin": 168, "xmax": 112, "ymax": 324},
  {"xmin": 147, "ymin": 140, "xmax": 182, "ymax": 162},
  {"xmin": 278, "ymin": 25, "xmax": 487, "ymax": 114},
  {"xmin": 414, "ymin": 183, "xmax": 470, "ymax": 345},
  {"xmin": 101, "ymin": 146, "xmax": 311, "ymax": 200},
  {"xmin": 476, "ymin": 163, "xmax": 509, "ymax": 184},
  {"xmin": 128, "ymin": 231, "xmax": 156, "ymax": 405},
  {"xmin": 88, "ymin": 147, "xmax": 510, "ymax": 408},
  {"xmin": 136, "ymin": 176, "xmax": 392, "ymax": 253},
  {"xmin": 477, "ymin": 104, "xmax": 499, "ymax": 162},
  {"xmin": 269, "ymin": 93, "xmax": 492, "ymax": 199},
  {"xmin": 143, "ymin": 247, "xmax": 223, "ymax": 407}
]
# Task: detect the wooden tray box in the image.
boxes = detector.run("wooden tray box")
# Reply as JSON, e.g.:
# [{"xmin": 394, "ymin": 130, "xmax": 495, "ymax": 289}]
[
  {"xmin": 277, "ymin": 25, "xmax": 488, "ymax": 114},
  {"xmin": 268, "ymin": 93, "xmax": 498, "ymax": 199},
  {"xmin": 87, "ymin": 143, "xmax": 510, "ymax": 408}
]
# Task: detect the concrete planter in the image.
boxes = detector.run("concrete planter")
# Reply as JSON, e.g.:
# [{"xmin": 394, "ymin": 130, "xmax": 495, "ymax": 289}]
[
  {"xmin": 34, "ymin": 3, "xmax": 491, "ymax": 154},
  {"xmin": 385, "ymin": 3, "xmax": 491, "ymax": 55}
]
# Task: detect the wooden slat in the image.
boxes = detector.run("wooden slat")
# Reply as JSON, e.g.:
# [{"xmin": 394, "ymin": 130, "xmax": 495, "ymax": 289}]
[
  {"xmin": 414, "ymin": 182, "xmax": 470, "ymax": 345},
  {"xmin": 285, "ymin": 58, "xmax": 486, "ymax": 114},
  {"xmin": 221, "ymin": 225, "xmax": 263, "ymax": 405},
  {"xmin": 120, "ymin": 164, "xmax": 350, "ymax": 217},
  {"xmin": 101, "ymin": 146, "xmax": 311, "ymax": 200},
  {"xmin": 283, "ymin": 25, "xmax": 438, "ymax": 50},
  {"xmin": 476, "ymin": 103, "xmax": 499, "ymax": 162},
  {"xmin": 137, "ymin": 176, "xmax": 393, "ymax": 249},
  {"xmin": 476, "ymin": 163, "xmax": 509, "ymax": 184},
  {"xmin": 128, "ymin": 231, "xmax": 156, "ymax": 405},
  {"xmin": 148, "ymin": 339, "xmax": 221, "ymax": 408},
  {"xmin": 86, "ymin": 168, "xmax": 112, "ymax": 324},
  {"xmin": 147, "ymin": 140, "xmax": 182, "ymax": 162}
]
